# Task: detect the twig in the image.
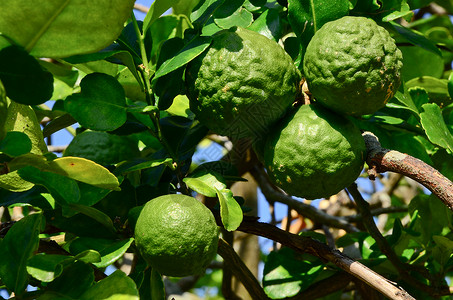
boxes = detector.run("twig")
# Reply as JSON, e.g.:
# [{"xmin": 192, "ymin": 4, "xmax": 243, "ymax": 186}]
[
  {"xmin": 344, "ymin": 205, "xmax": 408, "ymax": 222},
  {"xmin": 217, "ymin": 238, "xmax": 271, "ymax": 300},
  {"xmin": 238, "ymin": 218, "xmax": 415, "ymax": 300},
  {"xmin": 134, "ymin": 3, "xmax": 149, "ymax": 13},
  {"xmin": 251, "ymin": 166, "xmax": 360, "ymax": 233},
  {"xmin": 363, "ymin": 131, "xmax": 453, "ymax": 211}
]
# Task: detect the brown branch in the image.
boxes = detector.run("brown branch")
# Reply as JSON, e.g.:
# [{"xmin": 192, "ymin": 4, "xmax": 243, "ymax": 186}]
[
  {"xmin": 133, "ymin": 3, "xmax": 149, "ymax": 13},
  {"xmin": 237, "ymin": 218, "xmax": 415, "ymax": 300},
  {"xmin": 344, "ymin": 205, "xmax": 408, "ymax": 222},
  {"xmin": 217, "ymin": 238, "xmax": 271, "ymax": 300},
  {"xmin": 250, "ymin": 166, "xmax": 360, "ymax": 233},
  {"xmin": 363, "ymin": 131, "xmax": 453, "ymax": 211}
]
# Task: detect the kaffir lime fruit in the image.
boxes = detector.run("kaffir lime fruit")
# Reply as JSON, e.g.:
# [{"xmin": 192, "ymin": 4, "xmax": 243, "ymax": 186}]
[
  {"xmin": 303, "ymin": 16, "xmax": 403, "ymax": 116},
  {"xmin": 186, "ymin": 27, "xmax": 301, "ymax": 140},
  {"xmin": 264, "ymin": 104, "xmax": 365, "ymax": 199},
  {"xmin": 134, "ymin": 194, "xmax": 219, "ymax": 277}
]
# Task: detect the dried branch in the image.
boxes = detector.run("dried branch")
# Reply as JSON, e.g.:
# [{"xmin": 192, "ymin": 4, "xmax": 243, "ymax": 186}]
[
  {"xmin": 250, "ymin": 166, "xmax": 360, "ymax": 233},
  {"xmin": 133, "ymin": 3, "xmax": 149, "ymax": 13},
  {"xmin": 217, "ymin": 238, "xmax": 271, "ymax": 300},
  {"xmin": 363, "ymin": 131, "xmax": 453, "ymax": 211},
  {"xmin": 238, "ymin": 218, "xmax": 415, "ymax": 300}
]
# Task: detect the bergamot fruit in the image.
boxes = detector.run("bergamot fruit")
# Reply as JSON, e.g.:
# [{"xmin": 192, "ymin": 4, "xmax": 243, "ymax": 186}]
[
  {"xmin": 134, "ymin": 194, "xmax": 219, "ymax": 277},
  {"xmin": 264, "ymin": 104, "xmax": 365, "ymax": 199},
  {"xmin": 186, "ymin": 27, "xmax": 301, "ymax": 140},
  {"xmin": 303, "ymin": 16, "xmax": 403, "ymax": 116}
]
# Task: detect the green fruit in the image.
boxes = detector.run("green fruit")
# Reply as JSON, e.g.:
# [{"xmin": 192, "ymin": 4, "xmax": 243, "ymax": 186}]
[
  {"xmin": 186, "ymin": 27, "xmax": 301, "ymax": 140},
  {"xmin": 303, "ymin": 16, "xmax": 403, "ymax": 116},
  {"xmin": 134, "ymin": 194, "xmax": 219, "ymax": 277},
  {"xmin": 264, "ymin": 104, "xmax": 365, "ymax": 199}
]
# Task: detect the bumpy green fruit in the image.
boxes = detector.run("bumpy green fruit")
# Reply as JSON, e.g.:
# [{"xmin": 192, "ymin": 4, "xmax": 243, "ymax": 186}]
[
  {"xmin": 135, "ymin": 194, "xmax": 219, "ymax": 277},
  {"xmin": 186, "ymin": 27, "xmax": 301, "ymax": 140},
  {"xmin": 264, "ymin": 104, "xmax": 365, "ymax": 199},
  {"xmin": 303, "ymin": 16, "xmax": 403, "ymax": 116}
]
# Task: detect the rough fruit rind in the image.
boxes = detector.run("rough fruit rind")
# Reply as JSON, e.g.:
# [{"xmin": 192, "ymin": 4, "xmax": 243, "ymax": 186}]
[
  {"xmin": 186, "ymin": 27, "xmax": 301, "ymax": 140},
  {"xmin": 303, "ymin": 16, "xmax": 403, "ymax": 116},
  {"xmin": 134, "ymin": 194, "xmax": 219, "ymax": 277},
  {"xmin": 264, "ymin": 104, "xmax": 365, "ymax": 199}
]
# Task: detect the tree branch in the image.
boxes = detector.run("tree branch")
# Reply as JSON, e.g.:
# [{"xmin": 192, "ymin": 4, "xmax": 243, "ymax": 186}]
[
  {"xmin": 217, "ymin": 238, "xmax": 271, "ymax": 300},
  {"xmin": 238, "ymin": 218, "xmax": 415, "ymax": 300},
  {"xmin": 363, "ymin": 131, "xmax": 453, "ymax": 211},
  {"xmin": 250, "ymin": 166, "xmax": 360, "ymax": 233}
]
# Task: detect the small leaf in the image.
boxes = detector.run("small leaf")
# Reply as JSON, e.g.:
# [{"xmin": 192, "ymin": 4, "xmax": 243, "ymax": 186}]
[
  {"xmin": 27, "ymin": 254, "xmax": 69, "ymax": 282},
  {"xmin": 248, "ymin": 8, "xmax": 282, "ymax": 41},
  {"xmin": 0, "ymin": 213, "xmax": 44, "ymax": 296},
  {"xmin": 42, "ymin": 113, "xmax": 77, "ymax": 138},
  {"xmin": 47, "ymin": 157, "xmax": 120, "ymax": 190},
  {"xmin": 115, "ymin": 158, "xmax": 174, "ymax": 175},
  {"xmin": 73, "ymin": 250, "xmax": 102, "ymax": 264},
  {"xmin": 143, "ymin": 0, "xmax": 181, "ymax": 33},
  {"xmin": 0, "ymin": 45, "xmax": 53, "ymax": 105},
  {"xmin": 68, "ymin": 203, "xmax": 117, "ymax": 235},
  {"xmin": 216, "ymin": 188, "xmax": 243, "ymax": 231},
  {"xmin": 184, "ymin": 170, "xmax": 227, "ymax": 197},
  {"xmin": 0, "ymin": 131, "xmax": 32, "ymax": 156},
  {"xmin": 65, "ymin": 73, "xmax": 127, "ymax": 131},
  {"xmin": 152, "ymin": 36, "xmax": 212, "ymax": 82},
  {"xmin": 214, "ymin": 3, "xmax": 253, "ymax": 29},
  {"xmin": 391, "ymin": 22, "xmax": 443, "ymax": 57},
  {"xmin": 80, "ymin": 270, "xmax": 139, "ymax": 300},
  {"xmin": 448, "ymin": 72, "xmax": 453, "ymax": 99},
  {"xmin": 420, "ymin": 103, "xmax": 453, "ymax": 152},
  {"xmin": 46, "ymin": 261, "xmax": 94, "ymax": 299},
  {"xmin": 191, "ymin": 0, "xmax": 226, "ymax": 25}
]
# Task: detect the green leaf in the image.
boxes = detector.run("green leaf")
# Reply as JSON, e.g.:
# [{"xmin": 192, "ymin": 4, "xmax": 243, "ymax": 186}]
[
  {"xmin": 420, "ymin": 103, "xmax": 453, "ymax": 152},
  {"xmin": 18, "ymin": 166, "xmax": 80, "ymax": 205},
  {"xmin": 0, "ymin": 45, "xmax": 53, "ymax": 105},
  {"xmin": 432, "ymin": 235, "xmax": 453, "ymax": 268},
  {"xmin": 65, "ymin": 73, "xmax": 127, "ymax": 131},
  {"xmin": 287, "ymin": 0, "xmax": 349, "ymax": 55},
  {"xmin": 0, "ymin": 0, "xmax": 135, "ymax": 58},
  {"xmin": 80, "ymin": 270, "xmax": 139, "ymax": 300},
  {"xmin": 0, "ymin": 131, "xmax": 32, "ymax": 156},
  {"xmin": 143, "ymin": 0, "xmax": 180, "ymax": 34},
  {"xmin": 42, "ymin": 113, "xmax": 77, "ymax": 138},
  {"xmin": 391, "ymin": 22, "xmax": 443, "ymax": 57},
  {"xmin": 214, "ymin": 1, "xmax": 253, "ymax": 29},
  {"xmin": 153, "ymin": 35, "xmax": 212, "ymax": 82},
  {"xmin": 216, "ymin": 188, "xmax": 243, "ymax": 231},
  {"xmin": 46, "ymin": 157, "xmax": 120, "ymax": 190},
  {"xmin": 27, "ymin": 254, "xmax": 69, "ymax": 283},
  {"xmin": 64, "ymin": 131, "xmax": 140, "ymax": 165},
  {"xmin": 263, "ymin": 248, "xmax": 324, "ymax": 298},
  {"xmin": 151, "ymin": 269, "xmax": 165, "ymax": 300},
  {"xmin": 115, "ymin": 158, "xmax": 174, "ymax": 175},
  {"xmin": 73, "ymin": 250, "xmax": 102, "ymax": 264},
  {"xmin": 400, "ymin": 46, "xmax": 444, "ymax": 81},
  {"xmin": 448, "ymin": 72, "xmax": 453, "ymax": 100},
  {"xmin": 0, "ymin": 213, "xmax": 44, "ymax": 296},
  {"xmin": 191, "ymin": 0, "xmax": 226, "ymax": 25},
  {"xmin": 184, "ymin": 170, "xmax": 227, "ymax": 197},
  {"xmin": 68, "ymin": 203, "xmax": 117, "ymax": 235},
  {"xmin": 67, "ymin": 237, "xmax": 134, "ymax": 268},
  {"xmin": 46, "ymin": 261, "xmax": 94, "ymax": 299},
  {"xmin": 248, "ymin": 8, "xmax": 282, "ymax": 41}
]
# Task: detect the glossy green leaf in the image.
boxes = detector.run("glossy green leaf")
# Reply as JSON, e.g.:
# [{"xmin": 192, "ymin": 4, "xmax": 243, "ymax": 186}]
[
  {"xmin": 184, "ymin": 170, "xmax": 227, "ymax": 197},
  {"xmin": 115, "ymin": 158, "xmax": 174, "ymax": 175},
  {"xmin": 0, "ymin": 45, "xmax": 53, "ymax": 105},
  {"xmin": 448, "ymin": 72, "xmax": 453, "ymax": 99},
  {"xmin": 248, "ymin": 8, "xmax": 282, "ymax": 41},
  {"xmin": 0, "ymin": 213, "xmax": 43, "ymax": 296},
  {"xmin": 27, "ymin": 254, "xmax": 69, "ymax": 282},
  {"xmin": 153, "ymin": 36, "xmax": 212, "ymax": 82},
  {"xmin": 0, "ymin": 131, "xmax": 32, "ymax": 156},
  {"xmin": 191, "ymin": 0, "xmax": 226, "ymax": 25},
  {"xmin": 392, "ymin": 84, "xmax": 420, "ymax": 116},
  {"xmin": 46, "ymin": 261, "xmax": 94, "ymax": 299},
  {"xmin": 349, "ymin": 0, "xmax": 380, "ymax": 13},
  {"xmin": 143, "ymin": 0, "xmax": 180, "ymax": 33},
  {"xmin": 288, "ymin": 0, "xmax": 349, "ymax": 55},
  {"xmin": 65, "ymin": 73, "xmax": 127, "ymax": 131},
  {"xmin": 408, "ymin": 87, "xmax": 429, "ymax": 111},
  {"xmin": 432, "ymin": 235, "xmax": 453, "ymax": 268},
  {"xmin": 64, "ymin": 131, "xmax": 140, "ymax": 165},
  {"xmin": 151, "ymin": 269, "xmax": 165, "ymax": 300},
  {"xmin": 392, "ymin": 22, "xmax": 443, "ymax": 57},
  {"xmin": 68, "ymin": 203, "xmax": 117, "ymax": 235},
  {"xmin": 263, "ymin": 248, "xmax": 324, "ymax": 298},
  {"xmin": 406, "ymin": 76, "xmax": 451, "ymax": 107},
  {"xmin": 216, "ymin": 188, "xmax": 243, "ymax": 231},
  {"xmin": 73, "ymin": 250, "xmax": 102, "ymax": 264},
  {"xmin": 80, "ymin": 270, "xmax": 139, "ymax": 300},
  {"xmin": 42, "ymin": 113, "xmax": 77, "ymax": 138},
  {"xmin": 0, "ymin": 0, "xmax": 135, "ymax": 58},
  {"xmin": 68, "ymin": 237, "xmax": 134, "ymax": 268},
  {"xmin": 47, "ymin": 157, "xmax": 120, "ymax": 190},
  {"xmin": 214, "ymin": 1, "xmax": 253, "ymax": 29},
  {"xmin": 420, "ymin": 103, "xmax": 453, "ymax": 152},
  {"xmin": 400, "ymin": 46, "xmax": 444, "ymax": 81},
  {"xmin": 18, "ymin": 166, "xmax": 80, "ymax": 205}
]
